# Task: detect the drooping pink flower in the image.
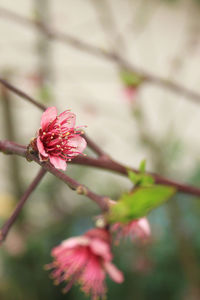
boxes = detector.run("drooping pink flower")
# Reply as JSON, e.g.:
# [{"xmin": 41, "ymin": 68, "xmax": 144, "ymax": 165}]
[
  {"xmin": 46, "ymin": 228, "xmax": 124, "ymax": 299},
  {"xmin": 111, "ymin": 217, "xmax": 151, "ymax": 243},
  {"xmin": 35, "ymin": 106, "xmax": 87, "ymax": 170}
]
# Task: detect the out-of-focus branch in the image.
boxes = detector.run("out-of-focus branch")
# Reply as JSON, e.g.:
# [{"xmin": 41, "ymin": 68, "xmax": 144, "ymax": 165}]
[
  {"xmin": 35, "ymin": 0, "xmax": 52, "ymax": 84},
  {"xmin": 0, "ymin": 74, "xmax": 23, "ymax": 197},
  {"xmin": 0, "ymin": 168, "xmax": 46, "ymax": 244},
  {"xmin": 90, "ymin": 0, "xmax": 125, "ymax": 53},
  {"xmin": 0, "ymin": 7, "xmax": 200, "ymax": 103},
  {"xmin": 1, "ymin": 140, "xmax": 200, "ymax": 198},
  {"xmin": 34, "ymin": 0, "xmax": 53, "ymax": 102}
]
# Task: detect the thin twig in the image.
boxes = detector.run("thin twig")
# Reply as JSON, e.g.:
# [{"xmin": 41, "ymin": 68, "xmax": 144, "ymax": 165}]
[
  {"xmin": 0, "ymin": 7, "xmax": 200, "ymax": 103},
  {"xmin": 90, "ymin": 0, "xmax": 125, "ymax": 52},
  {"xmin": 0, "ymin": 168, "xmax": 46, "ymax": 244},
  {"xmin": 83, "ymin": 135, "xmax": 108, "ymax": 157},
  {"xmin": 1, "ymin": 140, "xmax": 200, "ymax": 198},
  {"xmin": 0, "ymin": 77, "xmax": 46, "ymax": 110},
  {"xmin": 32, "ymin": 160, "xmax": 109, "ymax": 211}
]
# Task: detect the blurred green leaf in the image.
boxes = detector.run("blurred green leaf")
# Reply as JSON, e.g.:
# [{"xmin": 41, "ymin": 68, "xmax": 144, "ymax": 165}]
[
  {"xmin": 139, "ymin": 159, "xmax": 146, "ymax": 173},
  {"xmin": 119, "ymin": 70, "xmax": 143, "ymax": 87},
  {"xmin": 128, "ymin": 170, "xmax": 154, "ymax": 187},
  {"xmin": 128, "ymin": 170, "xmax": 139, "ymax": 183},
  {"xmin": 108, "ymin": 185, "xmax": 176, "ymax": 223}
]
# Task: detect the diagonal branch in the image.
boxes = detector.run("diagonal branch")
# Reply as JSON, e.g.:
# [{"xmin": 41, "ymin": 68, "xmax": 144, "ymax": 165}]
[
  {"xmin": 0, "ymin": 168, "xmax": 46, "ymax": 244},
  {"xmin": 0, "ymin": 7, "xmax": 200, "ymax": 103},
  {"xmin": 0, "ymin": 77, "xmax": 46, "ymax": 110}
]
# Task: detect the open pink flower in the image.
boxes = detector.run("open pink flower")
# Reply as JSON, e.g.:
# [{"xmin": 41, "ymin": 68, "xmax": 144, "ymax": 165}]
[
  {"xmin": 36, "ymin": 106, "xmax": 87, "ymax": 170},
  {"xmin": 46, "ymin": 228, "xmax": 124, "ymax": 299},
  {"xmin": 111, "ymin": 217, "xmax": 151, "ymax": 243}
]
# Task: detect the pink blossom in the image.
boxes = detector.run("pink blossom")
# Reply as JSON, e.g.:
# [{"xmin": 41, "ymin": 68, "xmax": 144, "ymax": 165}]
[
  {"xmin": 46, "ymin": 228, "xmax": 124, "ymax": 299},
  {"xmin": 35, "ymin": 106, "xmax": 87, "ymax": 170},
  {"xmin": 111, "ymin": 217, "xmax": 151, "ymax": 243}
]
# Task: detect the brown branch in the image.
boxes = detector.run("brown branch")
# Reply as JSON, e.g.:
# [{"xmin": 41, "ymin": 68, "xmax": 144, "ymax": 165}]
[
  {"xmin": 83, "ymin": 135, "xmax": 108, "ymax": 157},
  {"xmin": 72, "ymin": 156, "xmax": 200, "ymax": 197},
  {"xmin": 1, "ymin": 140, "xmax": 200, "ymax": 198},
  {"xmin": 0, "ymin": 140, "xmax": 109, "ymax": 211},
  {"xmin": 0, "ymin": 77, "xmax": 46, "ymax": 110},
  {"xmin": 0, "ymin": 168, "xmax": 46, "ymax": 244},
  {"xmin": 0, "ymin": 6, "xmax": 200, "ymax": 103},
  {"xmin": 90, "ymin": 0, "xmax": 125, "ymax": 52}
]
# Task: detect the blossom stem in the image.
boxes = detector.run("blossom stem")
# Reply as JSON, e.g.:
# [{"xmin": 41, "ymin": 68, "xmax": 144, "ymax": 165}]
[
  {"xmin": 0, "ymin": 7, "xmax": 200, "ymax": 103},
  {"xmin": 0, "ymin": 168, "xmax": 46, "ymax": 244},
  {"xmin": 1, "ymin": 140, "xmax": 200, "ymax": 198}
]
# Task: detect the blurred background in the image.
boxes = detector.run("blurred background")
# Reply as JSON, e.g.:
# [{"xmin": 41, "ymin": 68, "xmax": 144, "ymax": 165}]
[{"xmin": 0, "ymin": 0, "xmax": 200, "ymax": 299}]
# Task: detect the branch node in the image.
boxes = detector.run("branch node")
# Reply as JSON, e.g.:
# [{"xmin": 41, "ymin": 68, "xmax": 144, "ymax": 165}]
[
  {"xmin": 26, "ymin": 138, "xmax": 38, "ymax": 162},
  {"xmin": 95, "ymin": 215, "xmax": 106, "ymax": 228},
  {"xmin": 25, "ymin": 151, "xmax": 34, "ymax": 162},
  {"xmin": 76, "ymin": 185, "xmax": 88, "ymax": 195},
  {"xmin": 100, "ymin": 154, "xmax": 111, "ymax": 161}
]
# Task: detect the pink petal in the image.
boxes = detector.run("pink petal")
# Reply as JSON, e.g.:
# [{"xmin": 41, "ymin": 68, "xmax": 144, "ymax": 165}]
[
  {"xmin": 49, "ymin": 156, "xmax": 67, "ymax": 170},
  {"xmin": 37, "ymin": 137, "xmax": 48, "ymax": 158},
  {"xmin": 136, "ymin": 218, "xmax": 151, "ymax": 237},
  {"xmin": 80, "ymin": 255, "xmax": 106, "ymax": 298},
  {"xmin": 62, "ymin": 237, "xmax": 89, "ymax": 249},
  {"xmin": 68, "ymin": 136, "xmax": 87, "ymax": 153},
  {"xmin": 58, "ymin": 111, "xmax": 76, "ymax": 128},
  {"xmin": 90, "ymin": 239, "xmax": 112, "ymax": 261},
  {"xmin": 41, "ymin": 106, "xmax": 57, "ymax": 130},
  {"xmin": 104, "ymin": 262, "xmax": 124, "ymax": 283}
]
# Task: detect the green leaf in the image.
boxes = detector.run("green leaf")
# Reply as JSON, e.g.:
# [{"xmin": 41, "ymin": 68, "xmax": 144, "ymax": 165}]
[
  {"xmin": 140, "ymin": 175, "xmax": 154, "ymax": 186},
  {"xmin": 139, "ymin": 159, "xmax": 146, "ymax": 173},
  {"xmin": 119, "ymin": 70, "xmax": 143, "ymax": 87},
  {"xmin": 108, "ymin": 185, "xmax": 176, "ymax": 223},
  {"xmin": 127, "ymin": 170, "xmax": 139, "ymax": 184},
  {"xmin": 128, "ymin": 169, "xmax": 154, "ymax": 187}
]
